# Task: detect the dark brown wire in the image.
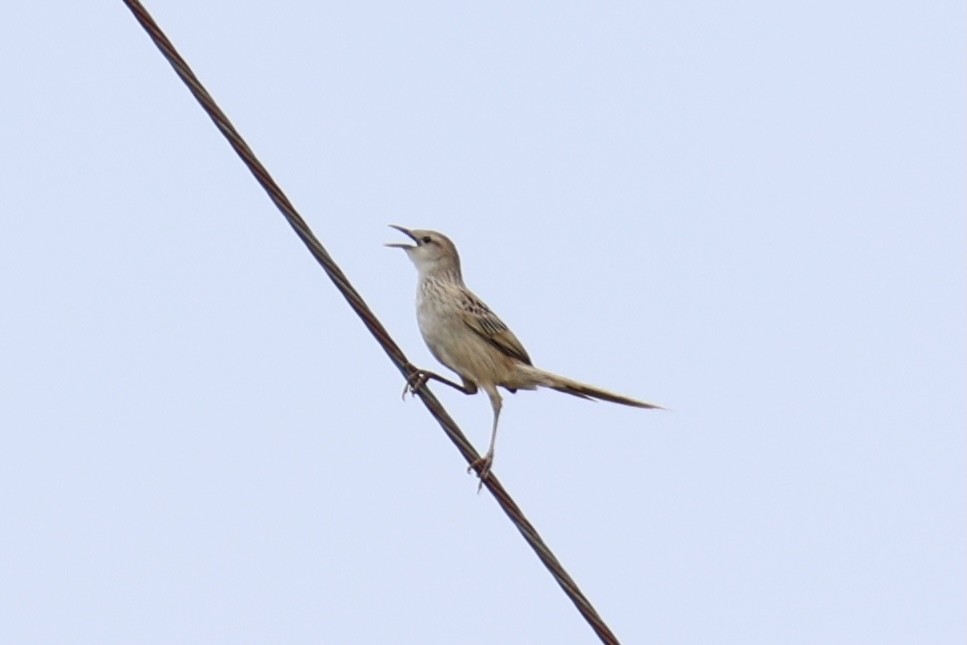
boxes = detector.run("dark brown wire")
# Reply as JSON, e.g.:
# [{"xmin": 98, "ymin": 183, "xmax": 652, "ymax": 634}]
[{"xmin": 121, "ymin": 2, "xmax": 622, "ymax": 642}]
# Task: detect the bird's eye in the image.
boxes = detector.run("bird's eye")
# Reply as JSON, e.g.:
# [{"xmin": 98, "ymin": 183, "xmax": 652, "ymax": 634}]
[{"xmin": 421, "ymin": 236, "xmax": 432, "ymax": 244}]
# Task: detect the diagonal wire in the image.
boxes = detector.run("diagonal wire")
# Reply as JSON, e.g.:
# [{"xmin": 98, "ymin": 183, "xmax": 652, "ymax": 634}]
[{"xmin": 121, "ymin": 2, "xmax": 622, "ymax": 643}]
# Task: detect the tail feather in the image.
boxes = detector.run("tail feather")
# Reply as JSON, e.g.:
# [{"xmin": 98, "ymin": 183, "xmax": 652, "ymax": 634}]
[{"xmin": 519, "ymin": 365, "xmax": 662, "ymax": 409}]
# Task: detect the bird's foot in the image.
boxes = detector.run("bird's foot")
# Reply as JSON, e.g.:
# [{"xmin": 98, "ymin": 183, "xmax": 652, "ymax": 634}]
[
  {"xmin": 401, "ymin": 368, "xmax": 430, "ymax": 400},
  {"xmin": 467, "ymin": 452, "xmax": 494, "ymax": 492}
]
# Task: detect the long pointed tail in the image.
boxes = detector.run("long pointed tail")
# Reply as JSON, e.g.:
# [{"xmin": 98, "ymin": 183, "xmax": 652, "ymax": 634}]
[{"xmin": 519, "ymin": 365, "xmax": 663, "ymax": 409}]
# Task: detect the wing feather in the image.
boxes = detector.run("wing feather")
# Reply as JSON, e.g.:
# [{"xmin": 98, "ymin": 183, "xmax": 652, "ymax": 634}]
[{"xmin": 458, "ymin": 292, "xmax": 532, "ymax": 365}]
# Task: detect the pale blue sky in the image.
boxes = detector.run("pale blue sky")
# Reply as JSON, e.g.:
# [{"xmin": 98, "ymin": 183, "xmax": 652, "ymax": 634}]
[{"xmin": 1, "ymin": 2, "xmax": 964, "ymax": 643}]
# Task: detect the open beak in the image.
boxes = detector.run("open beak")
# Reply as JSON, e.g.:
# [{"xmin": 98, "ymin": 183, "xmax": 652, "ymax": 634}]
[{"xmin": 385, "ymin": 225, "xmax": 418, "ymax": 249}]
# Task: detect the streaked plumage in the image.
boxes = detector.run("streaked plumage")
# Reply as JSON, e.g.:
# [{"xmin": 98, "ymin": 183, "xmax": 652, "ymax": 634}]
[{"xmin": 387, "ymin": 226, "xmax": 660, "ymax": 485}]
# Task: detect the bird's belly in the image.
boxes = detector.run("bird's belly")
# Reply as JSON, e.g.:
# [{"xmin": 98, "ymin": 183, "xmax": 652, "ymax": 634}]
[{"xmin": 417, "ymin": 305, "xmax": 512, "ymax": 386}]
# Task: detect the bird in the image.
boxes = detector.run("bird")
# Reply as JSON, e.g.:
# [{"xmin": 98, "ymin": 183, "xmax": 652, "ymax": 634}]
[{"xmin": 386, "ymin": 225, "xmax": 661, "ymax": 486}]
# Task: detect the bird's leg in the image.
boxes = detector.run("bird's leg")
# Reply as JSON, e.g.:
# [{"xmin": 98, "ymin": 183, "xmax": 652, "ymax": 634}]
[
  {"xmin": 402, "ymin": 366, "xmax": 477, "ymax": 400},
  {"xmin": 468, "ymin": 386, "xmax": 502, "ymax": 491}
]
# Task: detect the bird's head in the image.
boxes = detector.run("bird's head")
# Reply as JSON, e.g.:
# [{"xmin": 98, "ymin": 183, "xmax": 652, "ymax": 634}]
[{"xmin": 386, "ymin": 226, "xmax": 462, "ymax": 279}]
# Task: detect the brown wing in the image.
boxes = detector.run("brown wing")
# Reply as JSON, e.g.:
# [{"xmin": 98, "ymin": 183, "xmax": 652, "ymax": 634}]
[{"xmin": 458, "ymin": 291, "xmax": 532, "ymax": 365}]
